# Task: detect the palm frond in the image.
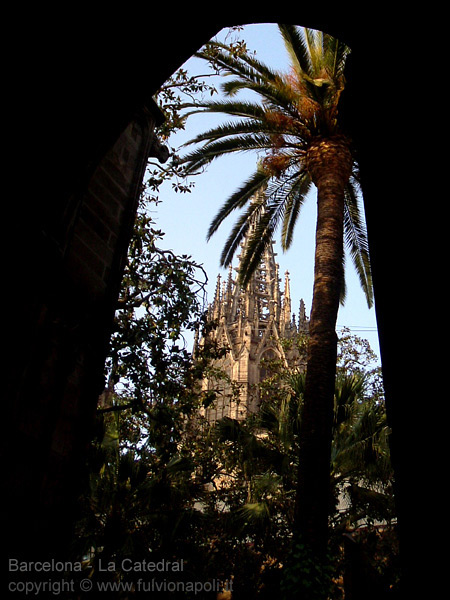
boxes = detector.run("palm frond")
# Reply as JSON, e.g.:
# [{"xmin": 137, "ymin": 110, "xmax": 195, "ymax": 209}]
[
  {"xmin": 207, "ymin": 167, "xmax": 270, "ymax": 241},
  {"xmin": 213, "ymin": 165, "xmax": 311, "ymax": 285},
  {"xmin": 335, "ymin": 372, "xmax": 367, "ymax": 410},
  {"xmin": 280, "ymin": 171, "xmax": 312, "ymax": 250},
  {"xmin": 197, "ymin": 42, "xmax": 314, "ymax": 124},
  {"xmin": 332, "ymin": 397, "xmax": 392, "ymax": 483},
  {"xmin": 198, "ymin": 43, "xmax": 291, "ymax": 113},
  {"xmin": 284, "ymin": 370, "xmax": 306, "ymax": 399},
  {"xmin": 228, "ymin": 168, "xmax": 305, "ymax": 282},
  {"xmin": 237, "ymin": 501, "xmax": 270, "ymax": 523},
  {"xmin": 182, "ymin": 99, "xmax": 267, "ymax": 127},
  {"xmin": 197, "ymin": 42, "xmax": 280, "ymax": 86},
  {"xmin": 237, "ymin": 197, "xmax": 287, "ymax": 285},
  {"xmin": 180, "ymin": 133, "xmax": 272, "ymax": 174},
  {"xmin": 252, "ymin": 471, "xmax": 282, "ymax": 498},
  {"xmin": 277, "ymin": 23, "xmax": 314, "ymax": 77},
  {"xmin": 218, "ymin": 198, "xmax": 265, "ymax": 270},
  {"xmin": 182, "ymin": 118, "xmax": 273, "ymax": 147},
  {"xmin": 221, "ymin": 75, "xmax": 299, "ymax": 113},
  {"xmin": 324, "ymin": 34, "xmax": 351, "ymax": 79},
  {"xmin": 278, "ymin": 25, "xmax": 349, "ymax": 107},
  {"xmin": 343, "ymin": 180, "xmax": 373, "ymax": 308},
  {"xmin": 303, "ymin": 27, "xmax": 321, "ymax": 72}
]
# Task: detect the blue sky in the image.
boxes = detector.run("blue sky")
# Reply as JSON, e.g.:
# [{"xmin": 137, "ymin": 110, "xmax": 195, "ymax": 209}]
[{"xmin": 150, "ymin": 23, "xmax": 380, "ymax": 361}]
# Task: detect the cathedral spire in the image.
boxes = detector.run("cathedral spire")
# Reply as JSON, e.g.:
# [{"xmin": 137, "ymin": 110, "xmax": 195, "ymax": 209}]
[
  {"xmin": 212, "ymin": 274, "xmax": 221, "ymax": 319},
  {"xmin": 298, "ymin": 298, "xmax": 309, "ymax": 332},
  {"xmin": 283, "ymin": 270, "xmax": 292, "ymax": 327},
  {"xmin": 200, "ymin": 191, "xmax": 309, "ymax": 421}
]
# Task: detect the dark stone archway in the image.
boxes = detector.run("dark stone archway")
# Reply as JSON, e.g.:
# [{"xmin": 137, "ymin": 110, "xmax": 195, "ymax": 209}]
[{"xmin": 5, "ymin": 10, "xmax": 431, "ymax": 596}]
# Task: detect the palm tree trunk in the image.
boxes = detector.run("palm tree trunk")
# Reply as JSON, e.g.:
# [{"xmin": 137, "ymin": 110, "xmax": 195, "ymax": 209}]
[{"xmin": 295, "ymin": 136, "xmax": 352, "ymax": 559}]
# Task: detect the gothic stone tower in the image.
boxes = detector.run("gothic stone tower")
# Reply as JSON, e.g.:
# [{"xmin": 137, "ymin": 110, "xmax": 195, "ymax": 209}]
[{"xmin": 198, "ymin": 198, "xmax": 309, "ymax": 422}]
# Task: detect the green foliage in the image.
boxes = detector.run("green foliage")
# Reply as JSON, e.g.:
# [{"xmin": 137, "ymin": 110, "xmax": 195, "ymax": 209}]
[
  {"xmin": 280, "ymin": 540, "xmax": 335, "ymax": 600},
  {"xmin": 97, "ymin": 199, "xmax": 211, "ymax": 470},
  {"xmin": 72, "ymin": 201, "xmax": 224, "ymax": 587},
  {"xmin": 197, "ymin": 332, "xmax": 397, "ymax": 596},
  {"xmin": 75, "ymin": 294, "xmax": 398, "ymax": 595}
]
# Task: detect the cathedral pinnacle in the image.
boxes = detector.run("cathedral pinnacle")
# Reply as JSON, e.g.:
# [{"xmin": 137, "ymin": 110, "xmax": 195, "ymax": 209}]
[{"xmin": 199, "ymin": 192, "xmax": 309, "ymax": 421}]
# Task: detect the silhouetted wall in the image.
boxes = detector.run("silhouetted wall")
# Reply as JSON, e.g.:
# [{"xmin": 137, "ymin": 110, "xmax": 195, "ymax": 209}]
[{"xmin": 4, "ymin": 99, "xmax": 167, "ymax": 560}]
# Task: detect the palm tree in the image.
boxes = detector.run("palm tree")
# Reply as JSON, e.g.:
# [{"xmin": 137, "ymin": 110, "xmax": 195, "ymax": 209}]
[{"xmin": 179, "ymin": 24, "xmax": 373, "ymax": 561}]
